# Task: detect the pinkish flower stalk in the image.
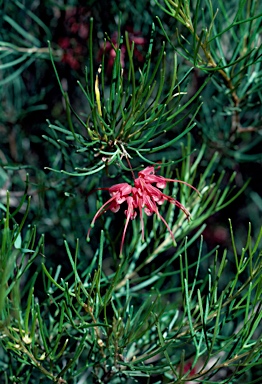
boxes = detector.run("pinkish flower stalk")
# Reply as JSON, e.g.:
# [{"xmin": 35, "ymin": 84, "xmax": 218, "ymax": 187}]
[{"xmin": 87, "ymin": 166, "xmax": 199, "ymax": 255}]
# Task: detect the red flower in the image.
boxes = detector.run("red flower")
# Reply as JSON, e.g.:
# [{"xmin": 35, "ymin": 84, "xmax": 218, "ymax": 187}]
[
  {"xmin": 87, "ymin": 166, "xmax": 199, "ymax": 255},
  {"xmin": 88, "ymin": 182, "xmax": 132, "ymax": 218}
]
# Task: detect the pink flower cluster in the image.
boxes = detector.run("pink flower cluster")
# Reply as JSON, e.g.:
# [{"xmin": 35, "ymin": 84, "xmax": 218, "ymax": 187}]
[{"xmin": 87, "ymin": 166, "xmax": 198, "ymax": 254}]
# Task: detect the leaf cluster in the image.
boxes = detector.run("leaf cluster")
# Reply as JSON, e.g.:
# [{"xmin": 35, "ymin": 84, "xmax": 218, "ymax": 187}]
[
  {"xmin": 45, "ymin": 20, "xmax": 208, "ymax": 178},
  {"xmin": 156, "ymin": 0, "xmax": 262, "ymax": 162}
]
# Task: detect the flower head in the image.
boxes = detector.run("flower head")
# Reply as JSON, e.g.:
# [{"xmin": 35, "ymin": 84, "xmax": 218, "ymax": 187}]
[{"xmin": 87, "ymin": 166, "xmax": 199, "ymax": 255}]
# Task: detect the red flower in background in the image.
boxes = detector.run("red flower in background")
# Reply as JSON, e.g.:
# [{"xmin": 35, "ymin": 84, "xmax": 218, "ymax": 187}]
[
  {"xmin": 87, "ymin": 166, "xmax": 199, "ymax": 255},
  {"xmin": 57, "ymin": 7, "xmax": 90, "ymax": 70},
  {"xmin": 98, "ymin": 29, "xmax": 147, "ymax": 75}
]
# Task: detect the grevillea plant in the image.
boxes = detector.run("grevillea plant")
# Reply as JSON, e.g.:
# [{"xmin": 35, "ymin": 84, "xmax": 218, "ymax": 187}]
[{"xmin": 0, "ymin": 1, "xmax": 261, "ymax": 383}]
